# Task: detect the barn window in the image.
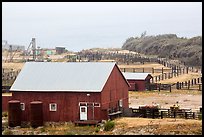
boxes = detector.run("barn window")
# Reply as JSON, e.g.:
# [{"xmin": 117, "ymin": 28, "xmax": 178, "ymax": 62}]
[
  {"xmin": 20, "ymin": 103, "xmax": 25, "ymax": 111},
  {"xmin": 94, "ymin": 103, "xmax": 100, "ymax": 107},
  {"xmin": 49, "ymin": 103, "xmax": 57, "ymax": 111},
  {"xmin": 79, "ymin": 102, "xmax": 87, "ymax": 106},
  {"xmin": 119, "ymin": 99, "xmax": 123, "ymax": 107}
]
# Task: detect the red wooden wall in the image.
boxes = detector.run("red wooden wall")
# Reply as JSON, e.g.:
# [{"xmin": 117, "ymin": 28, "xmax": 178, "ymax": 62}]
[
  {"xmin": 127, "ymin": 80, "xmax": 146, "ymax": 91},
  {"xmin": 11, "ymin": 91, "xmax": 103, "ymax": 122},
  {"xmin": 100, "ymin": 65, "xmax": 129, "ymax": 119},
  {"xmin": 2, "ymin": 95, "xmax": 12, "ymax": 112}
]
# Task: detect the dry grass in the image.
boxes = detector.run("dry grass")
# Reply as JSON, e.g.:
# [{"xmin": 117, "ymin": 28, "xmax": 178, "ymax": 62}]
[
  {"xmin": 2, "ymin": 62, "xmax": 25, "ymax": 70},
  {"xmin": 159, "ymin": 72, "xmax": 201, "ymax": 84},
  {"xmin": 118, "ymin": 63, "xmax": 170, "ymax": 69},
  {"xmin": 2, "ymin": 93, "xmax": 12, "ymax": 96},
  {"xmin": 113, "ymin": 117, "xmax": 202, "ymax": 135}
]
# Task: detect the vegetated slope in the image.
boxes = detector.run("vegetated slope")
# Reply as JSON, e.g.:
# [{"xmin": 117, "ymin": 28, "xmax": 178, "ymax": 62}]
[{"xmin": 122, "ymin": 34, "xmax": 202, "ymax": 67}]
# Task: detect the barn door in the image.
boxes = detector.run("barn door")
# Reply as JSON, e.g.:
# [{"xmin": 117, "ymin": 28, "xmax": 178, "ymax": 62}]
[{"xmin": 80, "ymin": 106, "xmax": 87, "ymax": 120}]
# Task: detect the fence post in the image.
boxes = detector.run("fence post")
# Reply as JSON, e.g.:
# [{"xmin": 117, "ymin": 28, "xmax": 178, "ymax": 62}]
[
  {"xmin": 176, "ymin": 82, "xmax": 180, "ymax": 89},
  {"xmin": 194, "ymin": 79, "xmax": 197, "ymax": 85},
  {"xmin": 198, "ymin": 78, "xmax": 200, "ymax": 83},
  {"xmin": 124, "ymin": 68, "xmax": 126, "ymax": 72},
  {"xmin": 188, "ymin": 80, "xmax": 190, "ymax": 89},
  {"xmin": 185, "ymin": 81, "xmax": 187, "ymax": 87},
  {"xmin": 133, "ymin": 68, "xmax": 135, "ymax": 73},
  {"xmin": 193, "ymin": 112, "xmax": 195, "ymax": 119},
  {"xmin": 162, "ymin": 67, "xmax": 163, "ymax": 74},
  {"xmin": 159, "ymin": 83, "xmax": 161, "ymax": 92},
  {"xmin": 186, "ymin": 67, "xmax": 189, "ymax": 74},
  {"xmin": 169, "ymin": 85, "xmax": 171, "ymax": 92},
  {"xmin": 185, "ymin": 112, "xmax": 187, "ymax": 119},
  {"xmin": 143, "ymin": 68, "xmax": 144, "ymax": 73},
  {"xmin": 152, "ymin": 109, "xmax": 155, "ymax": 119},
  {"xmin": 179, "ymin": 82, "xmax": 182, "ymax": 89},
  {"xmin": 158, "ymin": 75, "xmax": 160, "ymax": 81},
  {"xmin": 152, "ymin": 68, "xmax": 154, "ymax": 74},
  {"xmin": 191, "ymin": 79, "xmax": 194, "ymax": 86},
  {"xmin": 172, "ymin": 67, "xmax": 174, "ymax": 74},
  {"xmin": 199, "ymin": 84, "xmax": 201, "ymax": 91},
  {"xmin": 161, "ymin": 111, "xmax": 163, "ymax": 119},
  {"xmin": 174, "ymin": 111, "xmax": 176, "ymax": 118}
]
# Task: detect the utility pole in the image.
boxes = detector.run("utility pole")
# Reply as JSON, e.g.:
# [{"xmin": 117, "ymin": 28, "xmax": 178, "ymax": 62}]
[
  {"xmin": 9, "ymin": 45, "xmax": 13, "ymax": 62},
  {"xmin": 32, "ymin": 38, "xmax": 36, "ymax": 61}
]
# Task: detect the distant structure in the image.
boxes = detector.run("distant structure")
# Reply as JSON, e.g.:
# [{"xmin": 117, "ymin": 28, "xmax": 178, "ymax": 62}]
[
  {"xmin": 55, "ymin": 47, "xmax": 66, "ymax": 54},
  {"xmin": 123, "ymin": 72, "xmax": 152, "ymax": 91},
  {"xmin": 2, "ymin": 40, "xmax": 25, "ymax": 62},
  {"xmin": 2, "ymin": 40, "xmax": 25, "ymax": 51},
  {"xmin": 25, "ymin": 38, "xmax": 37, "ymax": 61}
]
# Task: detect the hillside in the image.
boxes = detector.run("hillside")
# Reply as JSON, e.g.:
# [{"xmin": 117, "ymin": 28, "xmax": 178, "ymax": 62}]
[{"xmin": 122, "ymin": 34, "xmax": 202, "ymax": 67}]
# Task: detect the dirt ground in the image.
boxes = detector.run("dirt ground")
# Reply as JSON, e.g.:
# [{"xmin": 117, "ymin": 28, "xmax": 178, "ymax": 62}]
[
  {"xmin": 111, "ymin": 117, "xmax": 202, "ymax": 135},
  {"xmin": 128, "ymin": 90, "xmax": 202, "ymax": 112}
]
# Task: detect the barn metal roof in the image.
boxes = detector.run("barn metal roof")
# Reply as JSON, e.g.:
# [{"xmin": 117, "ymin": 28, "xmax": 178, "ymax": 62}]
[
  {"xmin": 122, "ymin": 72, "xmax": 152, "ymax": 80},
  {"xmin": 10, "ymin": 62, "xmax": 116, "ymax": 92}
]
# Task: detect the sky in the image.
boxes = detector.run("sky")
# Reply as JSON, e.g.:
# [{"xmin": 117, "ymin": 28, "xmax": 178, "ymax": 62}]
[{"xmin": 2, "ymin": 2, "xmax": 202, "ymax": 52}]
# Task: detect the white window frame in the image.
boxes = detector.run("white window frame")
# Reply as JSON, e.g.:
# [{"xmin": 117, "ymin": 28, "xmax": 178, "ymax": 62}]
[
  {"xmin": 20, "ymin": 103, "xmax": 25, "ymax": 111},
  {"xmin": 94, "ymin": 103, "xmax": 101, "ymax": 107},
  {"xmin": 49, "ymin": 103, "xmax": 57, "ymax": 111},
  {"xmin": 119, "ymin": 99, "xmax": 123, "ymax": 107}
]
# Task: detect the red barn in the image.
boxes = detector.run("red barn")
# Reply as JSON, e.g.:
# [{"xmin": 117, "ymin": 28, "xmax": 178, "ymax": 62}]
[
  {"xmin": 9, "ymin": 62, "xmax": 129, "ymax": 124},
  {"xmin": 122, "ymin": 72, "xmax": 152, "ymax": 91}
]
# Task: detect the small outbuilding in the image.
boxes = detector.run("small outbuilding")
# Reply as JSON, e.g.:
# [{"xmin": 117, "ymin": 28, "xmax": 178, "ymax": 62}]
[
  {"xmin": 122, "ymin": 72, "xmax": 152, "ymax": 91},
  {"xmin": 9, "ymin": 62, "xmax": 129, "ymax": 124}
]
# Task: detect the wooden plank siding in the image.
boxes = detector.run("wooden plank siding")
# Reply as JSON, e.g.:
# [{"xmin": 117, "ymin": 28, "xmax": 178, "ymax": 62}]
[
  {"xmin": 2, "ymin": 95, "xmax": 13, "ymax": 112},
  {"xmin": 101, "ymin": 65, "xmax": 129, "ymax": 113}
]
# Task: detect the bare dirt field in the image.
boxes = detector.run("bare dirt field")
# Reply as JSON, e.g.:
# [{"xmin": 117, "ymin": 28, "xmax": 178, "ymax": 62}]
[
  {"xmin": 128, "ymin": 90, "xmax": 202, "ymax": 112},
  {"xmin": 111, "ymin": 117, "xmax": 202, "ymax": 135}
]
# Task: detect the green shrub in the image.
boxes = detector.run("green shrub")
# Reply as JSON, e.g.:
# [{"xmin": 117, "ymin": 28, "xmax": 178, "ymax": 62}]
[
  {"xmin": 198, "ymin": 113, "xmax": 202, "ymax": 120},
  {"xmin": 40, "ymin": 127, "xmax": 46, "ymax": 132},
  {"xmin": 2, "ymin": 111, "xmax": 8, "ymax": 117},
  {"xmin": 104, "ymin": 120, "xmax": 115, "ymax": 131},
  {"xmin": 2, "ymin": 129, "xmax": 13, "ymax": 135},
  {"xmin": 65, "ymin": 131, "xmax": 75, "ymax": 135},
  {"xmin": 95, "ymin": 127, "xmax": 100, "ymax": 133}
]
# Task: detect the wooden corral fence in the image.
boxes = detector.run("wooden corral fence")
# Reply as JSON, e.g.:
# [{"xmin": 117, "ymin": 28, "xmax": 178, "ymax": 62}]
[
  {"xmin": 2, "ymin": 68, "xmax": 21, "ymax": 87},
  {"xmin": 77, "ymin": 51, "xmax": 201, "ymax": 73},
  {"xmin": 175, "ymin": 77, "xmax": 202, "ymax": 91},
  {"xmin": 126, "ymin": 108, "xmax": 202, "ymax": 120},
  {"xmin": 148, "ymin": 83, "xmax": 173, "ymax": 92},
  {"xmin": 120, "ymin": 66, "xmax": 199, "ymax": 84}
]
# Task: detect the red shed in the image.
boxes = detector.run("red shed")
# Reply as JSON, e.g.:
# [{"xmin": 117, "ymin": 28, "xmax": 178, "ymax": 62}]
[
  {"xmin": 122, "ymin": 72, "xmax": 152, "ymax": 91},
  {"xmin": 9, "ymin": 62, "xmax": 129, "ymax": 123}
]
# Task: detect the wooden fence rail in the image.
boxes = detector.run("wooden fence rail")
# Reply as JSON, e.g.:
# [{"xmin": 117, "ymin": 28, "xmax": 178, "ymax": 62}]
[{"xmin": 130, "ymin": 108, "xmax": 201, "ymax": 120}]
